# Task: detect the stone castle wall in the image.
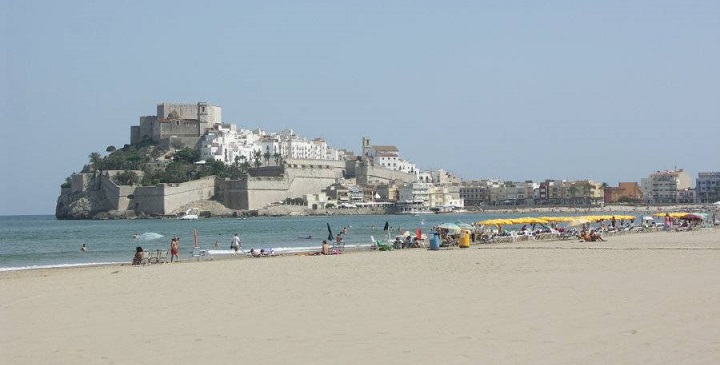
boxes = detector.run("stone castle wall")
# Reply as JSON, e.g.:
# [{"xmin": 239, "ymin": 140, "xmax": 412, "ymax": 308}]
[
  {"xmin": 97, "ymin": 172, "xmax": 137, "ymax": 211},
  {"xmin": 60, "ymin": 158, "xmax": 406, "ymax": 217},
  {"xmin": 218, "ymin": 161, "xmax": 343, "ymax": 210},
  {"xmin": 356, "ymin": 160, "xmax": 416, "ymax": 185}
]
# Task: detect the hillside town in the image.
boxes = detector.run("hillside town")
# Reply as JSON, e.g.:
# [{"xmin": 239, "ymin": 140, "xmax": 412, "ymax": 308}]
[{"xmin": 57, "ymin": 102, "xmax": 720, "ymax": 219}]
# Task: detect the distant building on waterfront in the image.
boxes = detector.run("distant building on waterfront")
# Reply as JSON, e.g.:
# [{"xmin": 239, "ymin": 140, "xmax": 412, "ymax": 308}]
[
  {"xmin": 640, "ymin": 169, "xmax": 692, "ymax": 204},
  {"xmin": 361, "ymin": 137, "xmax": 418, "ymax": 177},
  {"xmin": 604, "ymin": 182, "xmax": 643, "ymax": 204},
  {"xmin": 696, "ymin": 172, "xmax": 720, "ymax": 203}
]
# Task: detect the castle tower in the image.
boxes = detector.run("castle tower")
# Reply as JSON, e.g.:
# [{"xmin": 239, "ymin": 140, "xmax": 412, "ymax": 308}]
[{"xmin": 197, "ymin": 102, "xmax": 210, "ymax": 128}]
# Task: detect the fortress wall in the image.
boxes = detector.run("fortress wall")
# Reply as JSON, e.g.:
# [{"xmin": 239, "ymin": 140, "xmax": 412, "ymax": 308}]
[
  {"xmin": 98, "ymin": 171, "xmax": 138, "ymax": 211},
  {"xmin": 216, "ymin": 165, "xmax": 340, "ymax": 210},
  {"xmin": 246, "ymin": 176, "xmax": 291, "ymax": 209},
  {"xmin": 284, "ymin": 158, "xmax": 347, "ymax": 171},
  {"xmin": 245, "ymin": 167, "xmax": 338, "ymax": 209},
  {"xmin": 159, "ymin": 120, "xmax": 201, "ymax": 137},
  {"xmin": 131, "ymin": 116, "xmax": 157, "ymax": 144},
  {"xmin": 157, "ymin": 104, "xmax": 198, "ymax": 120},
  {"xmin": 356, "ymin": 162, "xmax": 415, "ymax": 185},
  {"xmin": 70, "ymin": 173, "xmax": 96, "ymax": 193},
  {"xmin": 216, "ymin": 179, "xmax": 250, "ymax": 210},
  {"xmin": 157, "ymin": 103, "xmax": 222, "ymax": 127},
  {"xmin": 133, "ymin": 185, "xmax": 166, "ymax": 215},
  {"xmin": 160, "ymin": 176, "xmax": 216, "ymax": 213}
]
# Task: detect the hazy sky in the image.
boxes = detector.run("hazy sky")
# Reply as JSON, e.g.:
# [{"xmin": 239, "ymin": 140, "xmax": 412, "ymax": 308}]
[{"xmin": 2, "ymin": 0, "xmax": 718, "ymax": 215}]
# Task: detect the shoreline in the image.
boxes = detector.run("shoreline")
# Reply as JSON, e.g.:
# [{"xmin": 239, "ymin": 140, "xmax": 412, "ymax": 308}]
[
  {"xmin": 2, "ymin": 226, "xmax": 716, "ymax": 275},
  {"xmin": 51, "ymin": 203, "xmax": 718, "ymax": 220}
]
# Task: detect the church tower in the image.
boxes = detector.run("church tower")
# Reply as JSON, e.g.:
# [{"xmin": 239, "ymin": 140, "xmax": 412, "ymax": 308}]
[{"xmin": 362, "ymin": 137, "xmax": 371, "ymax": 157}]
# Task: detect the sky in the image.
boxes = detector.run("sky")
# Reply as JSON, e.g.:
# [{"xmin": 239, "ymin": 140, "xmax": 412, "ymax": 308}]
[{"xmin": 1, "ymin": 0, "xmax": 718, "ymax": 215}]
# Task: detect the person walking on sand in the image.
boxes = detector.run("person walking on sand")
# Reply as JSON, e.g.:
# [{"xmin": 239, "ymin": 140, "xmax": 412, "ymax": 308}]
[
  {"xmin": 170, "ymin": 237, "xmax": 180, "ymax": 262},
  {"xmin": 231, "ymin": 233, "xmax": 242, "ymax": 255}
]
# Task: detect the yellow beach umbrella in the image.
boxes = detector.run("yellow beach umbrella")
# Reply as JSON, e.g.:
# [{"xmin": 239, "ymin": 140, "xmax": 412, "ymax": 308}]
[
  {"xmin": 652, "ymin": 212, "xmax": 689, "ymax": 218},
  {"xmin": 551, "ymin": 216, "xmax": 577, "ymax": 223},
  {"xmin": 568, "ymin": 217, "xmax": 592, "ymax": 227}
]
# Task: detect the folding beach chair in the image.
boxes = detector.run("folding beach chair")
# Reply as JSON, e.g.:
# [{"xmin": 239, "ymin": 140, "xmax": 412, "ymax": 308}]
[{"xmin": 331, "ymin": 239, "xmax": 344, "ymax": 254}]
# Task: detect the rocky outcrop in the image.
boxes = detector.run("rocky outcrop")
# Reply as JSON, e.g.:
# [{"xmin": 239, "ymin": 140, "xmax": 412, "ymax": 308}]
[{"xmin": 55, "ymin": 190, "xmax": 112, "ymax": 220}]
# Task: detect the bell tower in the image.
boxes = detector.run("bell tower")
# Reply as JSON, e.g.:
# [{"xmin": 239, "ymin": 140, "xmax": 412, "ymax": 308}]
[{"xmin": 362, "ymin": 137, "xmax": 371, "ymax": 157}]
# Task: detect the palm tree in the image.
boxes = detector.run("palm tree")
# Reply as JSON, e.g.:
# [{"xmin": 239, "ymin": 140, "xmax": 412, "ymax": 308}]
[
  {"xmin": 88, "ymin": 152, "xmax": 102, "ymax": 171},
  {"xmin": 263, "ymin": 149, "xmax": 271, "ymax": 166},
  {"xmin": 253, "ymin": 150, "xmax": 262, "ymax": 168},
  {"xmin": 238, "ymin": 155, "xmax": 248, "ymax": 173},
  {"xmin": 273, "ymin": 152, "xmax": 281, "ymax": 166}
]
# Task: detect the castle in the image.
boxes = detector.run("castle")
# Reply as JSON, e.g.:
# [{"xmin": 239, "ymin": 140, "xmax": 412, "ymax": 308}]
[
  {"xmin": 56, "ymin": 102, "xmax": 416, "ymax": 218},
  {"xmin": 131, "ymin": 102, "xmax": 222, "ymax": 149}
]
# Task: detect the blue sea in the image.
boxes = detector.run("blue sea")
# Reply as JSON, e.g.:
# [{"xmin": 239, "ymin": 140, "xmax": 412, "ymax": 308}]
[{"xmin": 0, "ymin": 212, "xmax": 644, "ymax": 271}]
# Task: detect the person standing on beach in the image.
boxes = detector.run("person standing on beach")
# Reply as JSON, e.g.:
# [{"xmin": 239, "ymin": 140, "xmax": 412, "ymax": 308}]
[
  {"xmin": 664, "ymin": 213, "xmax": 672, "ymax": 232},
  {"xmin": 231, "ymin": 233, "xmax": 242, "ymax": 254},
  {"xmin": 170, "ymin": 237, "xmax": 179, "ymax": 262}
]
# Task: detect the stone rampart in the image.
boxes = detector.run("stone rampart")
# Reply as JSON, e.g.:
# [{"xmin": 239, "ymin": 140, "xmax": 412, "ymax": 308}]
[
  {"xmin": 356, "ymin": 161, "xmax": 416, "ymax": 185},
  {"xmin": 132, "ymin": 185, "xmax": 166, "ymax": 215},
  {"xmin": 98, "ymin": 171, "xmax": 142, "ymax": 211},
  {"xmin": 159, "ymin": 177, "xmax": 216, "ymax": 214},
  {"xmin": 71, "ymin": 173, "xmax": 98, "ymax": 193},
  {"xmin": 217, "ymin": 162, "xmax": 342, "ymax": 210}
]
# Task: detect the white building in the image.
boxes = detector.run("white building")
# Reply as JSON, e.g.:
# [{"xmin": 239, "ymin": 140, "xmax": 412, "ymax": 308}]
[
  {"xmin": 640, "ymin": 169, "xmax": 692, "ymax": 204},
  {"xmin": 200, "ymin": 126, "xmax": 342, "ymax": 165},
  {"xmin": 361, "ymin": 137, "xmax": 418, "ymax": 176}
]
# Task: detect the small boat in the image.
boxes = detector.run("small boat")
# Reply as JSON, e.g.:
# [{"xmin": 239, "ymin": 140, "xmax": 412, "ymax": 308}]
[{"xmin": 178, "ymin": 208, "xmax": 199, "ymax": 220}]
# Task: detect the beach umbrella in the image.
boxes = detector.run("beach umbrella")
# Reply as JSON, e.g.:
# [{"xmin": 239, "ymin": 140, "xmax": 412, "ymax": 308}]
[
  {"xmin": 539, "ymin": 216, "xmax": 575, "ymax": 223},
  {"xmin": 681, "ymin": 213, "xmax": 705, "ymax": 220},
  {"xmin": 568, "ymin": 217, "xmax": 592, "ymax": 227},
  {"xmin": 455, "ymin": 222, "xmax": 474, "ymax": 230},
  {"xmin": 476, "ymin": 218, "xmax": 499, "ymax": 225},
  {"xmin": 652, "ymin": 212, "xmax": 690, "ymax": 218},
  {"xmin": 437, "ymin": 223, "xmax": 461, "ymax": 232},
  {"xmin": 326, "ymin": 223, "xmax": 334, "ymax": 241}
]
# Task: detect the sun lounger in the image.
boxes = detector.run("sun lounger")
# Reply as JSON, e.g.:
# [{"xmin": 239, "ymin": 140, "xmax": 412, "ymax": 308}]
[{"xmin": 370, "ymin": 236, "xmax": 392, "ymax": 251}]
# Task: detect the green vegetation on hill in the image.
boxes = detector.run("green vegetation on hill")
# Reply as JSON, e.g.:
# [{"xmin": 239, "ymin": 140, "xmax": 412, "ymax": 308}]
[{"xmin": 73, "ymin": 139, "xmax": 272, "ymax": 187}]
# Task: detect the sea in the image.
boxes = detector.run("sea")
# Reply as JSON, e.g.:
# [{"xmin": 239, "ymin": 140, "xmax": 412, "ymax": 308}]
[{"xmin": 0, "ymin": 212, "xmax": 645, "ymax": 271}]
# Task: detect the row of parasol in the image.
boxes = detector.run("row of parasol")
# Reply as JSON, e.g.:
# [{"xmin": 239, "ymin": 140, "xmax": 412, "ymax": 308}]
[{"xmin": 476, "ymin": 215, "xmax": 637, "ymax": 227}]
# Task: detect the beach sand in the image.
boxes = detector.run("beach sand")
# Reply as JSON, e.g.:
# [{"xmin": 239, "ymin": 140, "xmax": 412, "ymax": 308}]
[{"xmin": 2, "ymin": 229, "xmax": 720, "ymax": 364}]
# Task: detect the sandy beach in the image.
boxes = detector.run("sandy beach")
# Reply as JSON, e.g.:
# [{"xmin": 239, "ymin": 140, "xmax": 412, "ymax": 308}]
[{"xmin": 2, "ymin": 228, "xmax": 720, "ymax": 364}]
